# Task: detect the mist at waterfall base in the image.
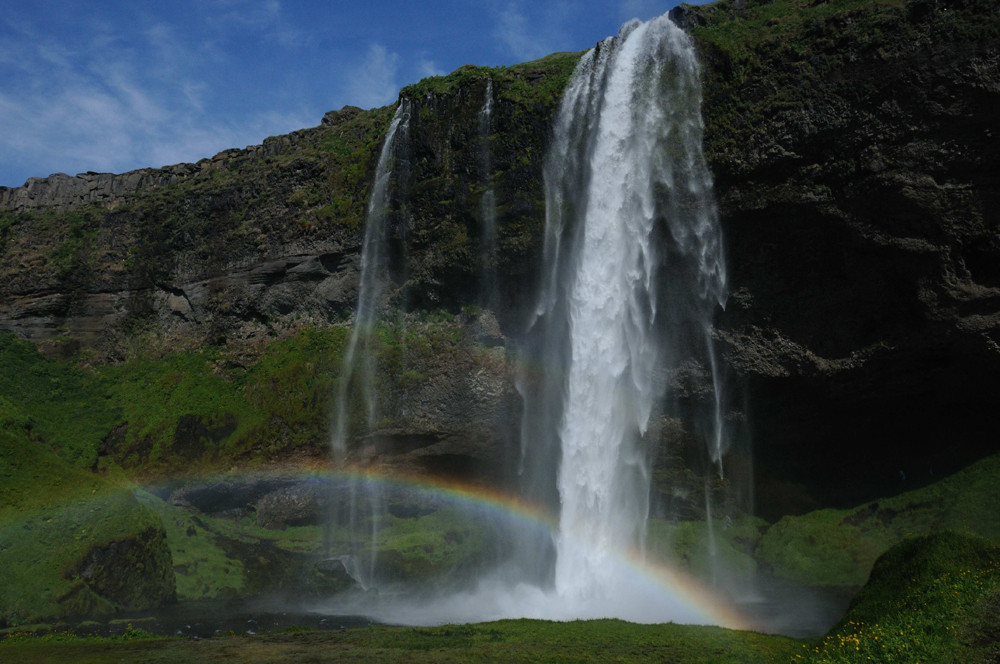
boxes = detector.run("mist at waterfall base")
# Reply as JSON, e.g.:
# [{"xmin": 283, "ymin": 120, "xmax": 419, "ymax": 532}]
[{"xmin": 316, "ymin": 14, "xmax": 840, "ymax": 636}]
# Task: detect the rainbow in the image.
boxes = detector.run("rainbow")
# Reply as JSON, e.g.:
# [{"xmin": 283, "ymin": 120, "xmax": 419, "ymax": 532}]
[
  {"xmin": 186, "ymin": 465, "xmax": 753, "ymax": 630},
  {"xmin": 16, "ymin": 463, "xmax": 753, "ymax": 629}
]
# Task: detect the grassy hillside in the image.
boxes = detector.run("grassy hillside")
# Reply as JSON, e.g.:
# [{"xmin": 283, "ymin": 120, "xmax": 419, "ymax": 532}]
[
  {"xmin": 799, "ymin": 532, "xmax": 1000, "ymax": 663},
  {"xmin": 0, "ymin": 398, "xmax": 172, "ymax": 625},
  {"xmin": 755, "ymin": 452, "xmax": 1000, "ymax": 588}
]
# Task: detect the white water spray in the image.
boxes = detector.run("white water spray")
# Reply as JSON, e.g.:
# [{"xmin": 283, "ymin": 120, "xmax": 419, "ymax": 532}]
[
  {"xmin": 478, "ymin": 78, "xmax": 498, "ymax": 310},
  {"xmin": 534, "ymin": 14, "xmax": 727, "ymax": 600},
  {"xmin": 329, "ymin": 101, "xmax": 411, "ymax": 587}
]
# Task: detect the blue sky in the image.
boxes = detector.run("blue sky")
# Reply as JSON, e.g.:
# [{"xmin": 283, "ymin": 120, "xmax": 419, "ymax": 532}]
[{"xmin": 0, "ymin": 0, "xmax": 699, "ymax": 188}]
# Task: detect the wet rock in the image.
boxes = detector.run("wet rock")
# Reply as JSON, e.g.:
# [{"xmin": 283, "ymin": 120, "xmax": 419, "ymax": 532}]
[
  {"xmin": 169, "ymin": 476, "xmax": 296, "ymax": 514},
  {"xmin": 255, "ymin": 483, "xmax": 329, "ymax": 529},
  {"xmin": 67, "ymin": 527, "xmax": 176, "ymax": 613}
]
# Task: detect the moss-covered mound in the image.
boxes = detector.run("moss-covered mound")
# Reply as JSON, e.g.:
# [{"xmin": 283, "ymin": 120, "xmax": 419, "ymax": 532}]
[
  {"xmin": 755, "ymin": 451, "xmax": 1000, "ymax": 589},
  {"xmin": 799, "ymin": 531, "xmax": 1000, "ymax": 663},
  {"xmin": 0, "ymin": 400, "xmax": 174, "ymax": 626}
]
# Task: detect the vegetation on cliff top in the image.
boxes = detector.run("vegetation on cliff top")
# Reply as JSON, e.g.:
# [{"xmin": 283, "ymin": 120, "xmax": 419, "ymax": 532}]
[
  {"xmin": 401, "ymin": 51, "xmax": 582, "ymax": 108},
  {"xmin": 688, "ymin": 0, "xmax": 1000, "ymax": 179}
]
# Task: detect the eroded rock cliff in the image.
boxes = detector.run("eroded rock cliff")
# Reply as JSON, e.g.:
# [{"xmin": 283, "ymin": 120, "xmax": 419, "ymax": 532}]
[
  {"xmin": 1, "ymin": 0, "xmax": 997, "ymax": 518},
  {"xmin": 692, "ymin": 0, "xmax": 1000, "ymax": 514}
]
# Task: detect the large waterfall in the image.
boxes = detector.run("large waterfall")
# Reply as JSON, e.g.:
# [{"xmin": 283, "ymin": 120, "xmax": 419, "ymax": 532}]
[
  {"xmin": 526, "ymin": 13, "xmax": 727, "ymax": 600},
  {"xmin": 325, "ymin": 13, "xmax": 734, "ymax": 625}
]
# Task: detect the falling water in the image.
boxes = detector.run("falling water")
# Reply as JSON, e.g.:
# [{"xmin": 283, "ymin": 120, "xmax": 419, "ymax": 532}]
[
  {"xmin": 528, "ymin": 14, "xmax": 727, "ymax": 599},
  {"xmin": 321, "ymin": 13, "xmax": 736, "ymax": 625},
  {"xmin": 478, "ymin": 79, "xmax": 498, "ymax": 309},
  {"xmin": 329, "ymin": 100, "xmax": 411, "ymax": 587}
]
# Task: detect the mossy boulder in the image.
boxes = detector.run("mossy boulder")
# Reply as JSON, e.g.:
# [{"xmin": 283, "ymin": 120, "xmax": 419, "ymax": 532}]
[
  {"xmin": 801, "ymin": 531, "xmax": 1000, "ymax": 662},
  {"xmin": 754, "ymin": 451, "xmax": 1000, "ymax": 590},
  {"xmin": 0, "ymin": 425, "xmax": 175, "ymax": 626}
]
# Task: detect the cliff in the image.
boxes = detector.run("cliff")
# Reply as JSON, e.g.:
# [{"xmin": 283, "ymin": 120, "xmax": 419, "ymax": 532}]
[
  {"xmin": 692, "ymin": 0, "xmax": 1000, "ymax": 514},
  {"xmin": 0, "ymin": 0, "xmax": 998, "ymax": 520}
]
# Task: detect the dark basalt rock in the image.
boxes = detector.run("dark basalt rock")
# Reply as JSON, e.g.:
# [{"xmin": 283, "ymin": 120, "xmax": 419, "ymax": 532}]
[
  {"xmin": 692, "ymin": 0, "xmax": 1000, "ymax": 515},
  {"xmin": 169, "ymin": 477, "xmax": 297, "ymax": 514},
  {"xmin": 66, "ymin": 527, "xmax": 176, "ymax": 614},
  {"xmin": 256, "ymin": 483, "xmax": 329, "ymax": 529}
]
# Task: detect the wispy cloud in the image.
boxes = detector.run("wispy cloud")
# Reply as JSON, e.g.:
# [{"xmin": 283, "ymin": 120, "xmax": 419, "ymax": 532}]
[
  {"xmin": 210, "ymin": 0, "xmax": 280, "ymax": 29},
  {"xmin": 0, "ymin": 6, "xmax": 312, "ymax": 185},
  {"xmin": 345, "ymin": 43, "xmax": 400, "ymax": 109},
  {"xmin": 418, "ymin": 58, "xmax": 446, "ymax": 79},
  {"xmin": 205, "ymin": 0, "xmax": 304, "ymax": 48},
  {"xmin": 493, "ymin": 2, "xmax": 553, "ymax": 61},
  {"xmin": 618, "ymin": 0, "xmax": 669, "ymax": 23},
  {"xmin": 490, "ymin": 1, "xmax": 589, "ymax": 62}
]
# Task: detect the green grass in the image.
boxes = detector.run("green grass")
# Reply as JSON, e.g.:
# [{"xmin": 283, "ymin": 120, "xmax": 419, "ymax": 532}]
[
  {"xmin": 796, "ymin": 532, "xmax": 1000, "ymax": 663},
  {"xmin": 102, "ymin": 349, "xmax": 259, "ymax": 469},
  {"xmin": 400, "ymin": 52, "xmax": 581, "ymax": 109},
  {"xmin": 0, "ymin": 320, "xmax": 441, "ymax": 477},
  {"xmin": 81, "ymin": 316, "xmax": 491, "ymax": 474},
  {"xmin": 755, "ymin": 452, "xmax": 1000, "ymax": 588},
  {"xmin": 0, "ymin": 417, "xmax": 170, "ymax": 624},
  {"xmin": 134, "ymin": 491, "xmax": 246, "ymax": 601},
  {"xmin": 0, "ymin": 618, "xmax": 800, "ymax": 663},
  {"xmin": 0, "ymin": 333, "xmax": 119, "ymax": 468},
  {"xmin": 647, "ymin": 515, "xmax": 765, "ymax": 584},
  {"xmin": 373, "ymin": 508, "xmax": 492, "ymax": 581}
]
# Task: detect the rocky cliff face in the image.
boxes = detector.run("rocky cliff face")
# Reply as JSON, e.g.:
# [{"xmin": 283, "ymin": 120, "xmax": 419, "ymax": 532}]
[
  {"xmin": 0, "ymin": 0, "xmax": 997, "ymax": 516},
  {"xmin": 0, "ymin": 107, "xmax": 389, "ymax": 355},
  {"xmin": 0, "ymin": 54, "xmax": 576, "ymax": 491},
  {"xmin": 0, "ymin": 56, "xmax": 575, "ymax": 356},
  {"xmin": 691, "ymin": 0, "xmax": 1000, "ymax": 514}
]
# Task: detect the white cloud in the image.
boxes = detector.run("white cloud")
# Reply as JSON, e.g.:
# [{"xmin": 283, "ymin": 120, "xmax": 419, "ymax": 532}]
[
  {"xmin": 0, "ymin": 7, "xmax": 314, "ymax": 186},
  {"xmin": 493, "ymin": 3, "xmax": 553, "ymax": 62},
  {"xmin": 618, "ymin": 0, "xmax": 668, "ymax": 22},
  {"xmin": 345, "ymin": 43, "xmax": 400, "ymax": 109},
  {"xmin": 418, "ymin": 58, "xmax": 446, "ymax": 79},
  {"xmin": 491, "ymin": 1, "xmax": 591, "ymax": 62},
  {"xmin": 211, "ymin": 0, "xmax": 281, "ymax": 29},
  {"xmin": 205, "ymin": 0, "xmax": 304, "ymax": 47}
]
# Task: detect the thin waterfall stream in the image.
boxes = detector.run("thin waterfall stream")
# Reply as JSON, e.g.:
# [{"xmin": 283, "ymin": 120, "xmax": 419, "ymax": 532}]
[
  {"xmin": 478, "ymin": 78, "xmax": 498, "ymax": 309},
  {"xmin": 329, "ymin": 100, "xmax": 411, "ymax": 589}
]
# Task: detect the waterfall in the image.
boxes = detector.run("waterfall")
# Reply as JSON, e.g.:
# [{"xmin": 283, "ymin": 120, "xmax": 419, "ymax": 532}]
[
  {"xmin": 478, "ymin": 78, "xmax": 498, "ymax": 309},
  {"xmin": 329, "ymin": 100, "xmax": 411, "ymax": 587},
  {"xmin": 528, "ymin": 14, "xmax": 727, "ymax": 599},
  {"xmin": 319, "ymin": 13, "xmax": 739, "ymax": 627}
]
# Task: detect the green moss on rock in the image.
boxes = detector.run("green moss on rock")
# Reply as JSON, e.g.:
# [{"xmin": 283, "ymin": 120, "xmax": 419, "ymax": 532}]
[
  {"xmin": 0, "ymin": 424, "xmax": 174, "ymax": 625},
  {"xmin": 755, "ymin": 452, "xmax": 1000, "ymax": 588},
  {"xmin": 799, "ymin": 532, "xmax": 1000, "ymax": 662}
]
